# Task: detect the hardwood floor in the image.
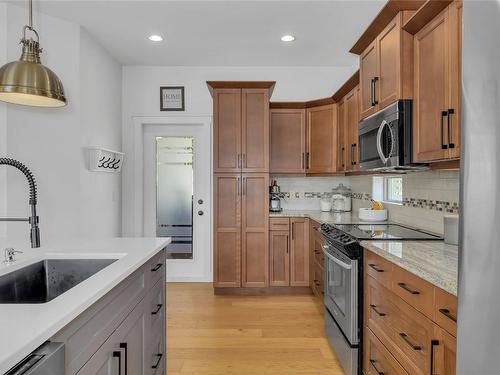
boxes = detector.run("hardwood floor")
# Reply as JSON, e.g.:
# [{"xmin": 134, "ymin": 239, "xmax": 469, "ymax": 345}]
[{"xmin": 166, "ymin": 283, "xmax": 345, "ymax": 375}]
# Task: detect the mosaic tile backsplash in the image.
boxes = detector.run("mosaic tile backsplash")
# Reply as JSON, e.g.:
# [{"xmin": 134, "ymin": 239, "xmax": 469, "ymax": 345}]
[{"xmin": 274, "ymin": 170, "xmax": 459, "ymax": 234}]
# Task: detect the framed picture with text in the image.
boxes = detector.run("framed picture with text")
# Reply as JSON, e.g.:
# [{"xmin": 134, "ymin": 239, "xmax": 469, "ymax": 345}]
[{"xmin": 160, "ymin": 86, "xmax": 185, "ymax": 111}]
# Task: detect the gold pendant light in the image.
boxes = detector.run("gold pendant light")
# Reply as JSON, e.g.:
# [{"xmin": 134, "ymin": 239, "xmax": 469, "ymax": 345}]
[{"xmin": 0, "ymin": 0, "xmax": 66, "ymax": 107}]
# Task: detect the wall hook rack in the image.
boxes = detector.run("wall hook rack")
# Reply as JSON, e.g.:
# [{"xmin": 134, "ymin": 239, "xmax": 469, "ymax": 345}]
[{"xmin": 87, "ymin": 147, "xmax": 124, "ymax": 173}]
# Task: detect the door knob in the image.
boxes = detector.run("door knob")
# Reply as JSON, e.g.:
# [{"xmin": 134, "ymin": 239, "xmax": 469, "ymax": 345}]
[
  {"xmin": 198, "ymin": 211, "xmax": 204, "ymax": 216},
  {"xmin": 198, "ymin": 199, "xmax": 203, "ymax": 204}
]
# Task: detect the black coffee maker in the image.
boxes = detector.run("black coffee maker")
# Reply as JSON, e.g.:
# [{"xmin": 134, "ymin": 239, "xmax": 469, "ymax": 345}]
[{"xmin": 269, "ymin": 180, "xmax": 285, "ymax": 212}]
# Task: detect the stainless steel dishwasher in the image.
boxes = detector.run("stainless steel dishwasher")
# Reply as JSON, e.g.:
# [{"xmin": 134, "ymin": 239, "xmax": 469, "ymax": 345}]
[{"xmin": 5, "ymin": 342, "xmax": 64, "ymax": 375}]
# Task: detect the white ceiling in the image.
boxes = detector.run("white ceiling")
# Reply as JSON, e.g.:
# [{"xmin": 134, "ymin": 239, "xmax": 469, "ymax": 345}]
[{"xmin": 24, "ymin": 1, "xmax": 386, "ymax": 66}]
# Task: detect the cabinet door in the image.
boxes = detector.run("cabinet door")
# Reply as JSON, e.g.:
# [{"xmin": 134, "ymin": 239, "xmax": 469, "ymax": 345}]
[
  {"xmin": 242, "ymin": 89, "xmax": 269, "ymax": 172},
  {"xmin": 413, "ymin": 9, "xmax": 450, "ymax": 162},
  {"xmin": 433, "ymin": 327, "xmax": 456, "ymax": 375},
  {"xmin": 77, "ymin": 301, "xmax": 147, "ymax": 375},
  {"xmin": 345, "ymin": 86, "xmax": 360, "ymax": 171},
  {"xmin": 290, "ymin": 218, "xmax": 309, "ymax": 286},
  {"xmin": 336, "ymin": 100, "xmax": 346, "ymax": 172},
  {"xmin": 214, "ymin": 174, "xmax": 241, "ymax": 287},
  {"xmin": 270, "ymin": 109, "xmax": 306, "ymax": 174},
  {"xmin": 306, "ymin": 104, "xmax": 337, "ymax": 174},
  {"xmin": 269, "ymin": 230, "xmax": 290, "ymax": 286},
  {"xmin": 378, "ymin": 15, "xmax": 401, "ymax": 110},
  {"xmin": 241, "ymin": 173, "xmax": 269, "ymax": 287},
  {"xmin": 447, "ymin": 0, "xmax": 462, "ymax": 159},
  {"xmin": 360, "ymin": 39, "xmax": 379, "ymax": 119},
  {"xmin": 213, "ymin": 89, "xmax": 242, "ymax": 172}
]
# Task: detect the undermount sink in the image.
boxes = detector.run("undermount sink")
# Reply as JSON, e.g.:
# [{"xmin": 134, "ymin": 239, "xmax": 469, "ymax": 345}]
[{"xmin": 0, "ymin": 258, "xmax": 117, "ymax": 304}]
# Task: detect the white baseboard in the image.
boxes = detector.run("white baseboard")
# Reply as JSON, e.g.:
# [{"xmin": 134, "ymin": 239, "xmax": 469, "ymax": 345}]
[{"xmin": 166, "ymin": 276, "xmax": 213, "ymax": 282}]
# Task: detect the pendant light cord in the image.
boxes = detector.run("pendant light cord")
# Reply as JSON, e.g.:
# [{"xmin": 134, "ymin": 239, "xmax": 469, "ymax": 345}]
[
  {"xmin": 22, "ymin": 0, "xmax": 39, "ymax": 43},
  {"xmin": 29, "ymin": 0, "xmax": 32, "ymax": 29}
]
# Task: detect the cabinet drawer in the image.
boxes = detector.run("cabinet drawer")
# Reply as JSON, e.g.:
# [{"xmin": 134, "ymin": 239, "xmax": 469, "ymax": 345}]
[
  {"xmin": 366, "ymin": 275, "xmax": 435, "ymax": 375},
  {"xmin": 312, "ymin": 265, "xmax": 324, "ymax": 297},
  {"xmin": 364, "ymin": 327, "xmax": 409, "ymax": 375},
  {"xmin": 392, "ymin": 265, "xmax": 434, "ymax": 318},
  {"xmin": 270, "ymin": 217, "xmax": 290, "ymax": 231},
  {"xmin": 147, "ymin": 249, "xmax": 166, "ymax": 288},
  {"xmin": 147, "ymin": 333, "xmax": 165, "ymax": 375},
  {"xmin": 146, "ymin": 279, "xmax": 165, "ymax": 344},
  {"xmin": 434, "ymin": 287, "xmax": 457, "ymax": 337},
  {"xmin": 365, "ymin": 251, "xmax": 393, "ymax": 288}
]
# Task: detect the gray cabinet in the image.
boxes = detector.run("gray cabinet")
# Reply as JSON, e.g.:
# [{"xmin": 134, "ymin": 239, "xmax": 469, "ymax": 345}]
[{"xmin": 52, "ymin": 248, "xmax": 166, "ymax": 375}]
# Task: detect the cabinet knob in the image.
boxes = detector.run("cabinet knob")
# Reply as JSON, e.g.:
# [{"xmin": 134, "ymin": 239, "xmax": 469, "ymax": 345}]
[{"xmin": 198, "ymin": 210, "xmax": 204, "ymax": 216}]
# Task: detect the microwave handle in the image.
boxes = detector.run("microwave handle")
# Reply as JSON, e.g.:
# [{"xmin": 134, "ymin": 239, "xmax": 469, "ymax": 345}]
[
  {"xmin": 376, "ymin": 120, "xmax": 389, "ymax": 164},
  {"xmin": 322, "ymin": 245, "xmax": 352, "ymax": 270}
]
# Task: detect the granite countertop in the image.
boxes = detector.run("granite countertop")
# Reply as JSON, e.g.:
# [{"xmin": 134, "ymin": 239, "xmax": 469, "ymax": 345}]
[
  {"xmin": 270, "ymin": 209, "xmax": 388, "ymax": 225},
  {"xmin": 362, "ymin": 240, "xmax": 458, "ymax": 296},
  {"xmin": 0, "ymin": 237, "xmax": 170, "ymax": 374}
]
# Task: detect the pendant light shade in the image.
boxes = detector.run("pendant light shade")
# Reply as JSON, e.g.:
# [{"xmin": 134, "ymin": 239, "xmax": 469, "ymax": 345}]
[{"xmin": 0, "ymin": 1, "xmax": 66, "ymax": 107}]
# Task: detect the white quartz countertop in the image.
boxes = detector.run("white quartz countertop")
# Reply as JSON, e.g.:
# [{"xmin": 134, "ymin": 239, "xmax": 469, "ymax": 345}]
[
  {"xmin": 269, "ymin": 209, "xmax": 388, "ymax": 225},
  {"xmin": 0, "ymin": 237, "xmax": 170, "ymax": 374},
  {"xmin": 361, "ymin": 240, "xmax": 458, "ymax": 296}
]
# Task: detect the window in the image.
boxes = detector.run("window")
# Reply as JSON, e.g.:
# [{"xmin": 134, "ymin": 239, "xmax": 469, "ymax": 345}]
[{"xmin": 372, "ymin": 176, "xmax": 403, "ymax": 204}]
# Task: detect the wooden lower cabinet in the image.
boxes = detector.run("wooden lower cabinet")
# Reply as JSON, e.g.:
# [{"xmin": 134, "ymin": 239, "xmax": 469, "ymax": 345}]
[
  {"xmin": 364, "ymin": 249, "xmax": 457, "ymax": 375},
  {"xmin": 269, "ymin": 217, "xmax": 309, "ymax": 288},
  {"xmin": 309, "ymin": 220, "xmax": 325, "ymax": 298},
  {"xmin": 269, "ymin": 230, "xmax": 290, "ymax": 286}
]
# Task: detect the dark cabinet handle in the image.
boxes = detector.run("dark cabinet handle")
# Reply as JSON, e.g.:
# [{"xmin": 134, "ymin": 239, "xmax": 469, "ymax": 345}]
[
  {"xmin": 439, "ymin": 308, "xmax": 457, "ymax": 322},
  {"xmin": 306, "ymin": 152, "xmax": 310, "ymax": 169},
  {"xmin": 368, "ymin": 263, "xmax": 384, "ymax": 273},
  {"xmin": 119, "ymin": 343, "xmax": 128, "ymax": 375},
  {"xmin": 370, "ymin": 304, "xmax": 386, "ymax": 317},
  {"xmin": 352, "ymin": 144, "xmax": 357, "ymax": 165},
  {"xmin": 372, "ymin": 77, "xmax": 379, "ymax": 105},
  {"xmin": 399, "ymin": 332, "xmax": 422, "ymax": 351},
  {"xmin": 447, "ymin": 108, "xmax": 455, "ymax": 148},
  {"xmin": 370, "ymin": 359, "xmax": 385, "ymax": 375},
  {"xmin": 314, "ymin": 250, "xmax": 320, "ymax": 255},
  {"xmin": 398, "ymin": 282, "xmax": 420, "ymax": 295},
  {"xmin": 370, "ymin": 78, "xmax": 375, "ymax": 106},
  {"xmin": 441, "ymin": 111, "xmax": 449, "ymax": 150},
  {"xmin": 113, "ymin": 351, "xmax": 122, "ymax": 375},
  {"xmin": 151, "ymin": 263, "xmax": 163, "ymax": 272},
  {"xmin": 302, "ymin": 152, "xmax": 305, "ymax": 169},
  {"xmin": 152, "ymin": 304, "xmax": 163, "ymax": 315},
  {"xmin": 430, "ymin": 339, "xmax": 439, "ymax": 375},
  {"xmin": 152, "ymin": 353, "xmax": 163, "ymax": 369}
]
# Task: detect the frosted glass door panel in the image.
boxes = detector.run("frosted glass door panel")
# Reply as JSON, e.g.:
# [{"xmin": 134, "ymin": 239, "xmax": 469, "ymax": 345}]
[{"xmin": 157, "ymin": 137, "xmax": 194, "ymax": 259}]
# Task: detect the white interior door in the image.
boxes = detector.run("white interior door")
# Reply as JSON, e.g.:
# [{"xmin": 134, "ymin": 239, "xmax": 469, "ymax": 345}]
[{"xmin": 143, "ymin": 121, "xmax": 212, "ymax": 282}]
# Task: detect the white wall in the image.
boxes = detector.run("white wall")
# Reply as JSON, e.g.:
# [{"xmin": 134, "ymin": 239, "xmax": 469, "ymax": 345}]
[
  {"xmin": 122, "ymin": 65, "xmax": 357, "ymax": 234},
  {"xmin": 0, "ymin": 3, "xmax": 7, "ymax": 237},
  {"xmin": 1, "ymin": 4, "xmax": 122, "ymax": 246}
]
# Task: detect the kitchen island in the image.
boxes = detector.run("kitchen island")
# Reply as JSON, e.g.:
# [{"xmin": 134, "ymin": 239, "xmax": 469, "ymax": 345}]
[{"xmin": 0, "ymin": 237, "xmax": 170, "ymax": 374}]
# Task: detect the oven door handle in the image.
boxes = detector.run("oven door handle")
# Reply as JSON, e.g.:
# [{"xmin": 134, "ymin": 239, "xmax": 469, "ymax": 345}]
[
  {"xmin": 322, "ymin": 246, "xmax": 352, "ymax": 270},
  {"xmin": 376, "ymin": 120, "xmax": 390, "ymax": 165}
]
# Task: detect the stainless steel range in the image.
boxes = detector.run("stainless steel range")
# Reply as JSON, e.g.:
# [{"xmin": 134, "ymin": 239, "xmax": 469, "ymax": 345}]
[{"xmin": 319, "ymin": 223, "xmax": 442, "ymax": 375}]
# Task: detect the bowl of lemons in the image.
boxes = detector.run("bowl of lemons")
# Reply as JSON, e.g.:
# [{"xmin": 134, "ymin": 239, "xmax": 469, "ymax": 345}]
[{"xmin": 358, "ymin": 201, "xmax": 388, "ymax": 222}]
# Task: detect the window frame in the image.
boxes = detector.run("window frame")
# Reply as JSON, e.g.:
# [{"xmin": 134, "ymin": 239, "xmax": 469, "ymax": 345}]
[{"xmin": 372, "ymin": 176, "xmax": 403, "ymax": 205}]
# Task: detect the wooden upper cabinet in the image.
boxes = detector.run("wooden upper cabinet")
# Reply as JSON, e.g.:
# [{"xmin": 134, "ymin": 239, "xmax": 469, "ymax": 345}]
[
  {"xmin": 242, "ymin": 89, "xmax": 269, "ymax": 172},
  {"xmin": 360, "ymin": 40, "xmax": 379, "ymax": 119},
  {"xmin": 290, "ymin": 218, "xmax": 309, "ymax": 287},
  {"xmin": 213, "ymin": 89, "xmax": 242, "ymax": 172},
  {"xmin": 270, "ymin": 108, "xmax": 306, "ymax": 174},
  {"xmin": 359, "ymin": 12, "xmax": 414, "ymax": 120},
  {"xmin": 211, "ymin": 83, "xmax": 272, "ymax": 173},
  {"xmin": 306, "ymin": 104, "xmax": 337, "ymax": 174},
  {"xmin": 345, "ymin": 86, "xmax": 360, "ymax": 171},
  {"xmin": 214, "ymin": 174, "xmax": 241, "ymax": 287},
  {"xmin": 336, "ymin": 100, "xmax": 346, "ymax": 172},
  {"xmin": 413, "ymin": 2, "xmax": 462, "ymax": 162},
  {"xmin": 241, "ymin": 173, "xmax": 269, "ymax": 288}
]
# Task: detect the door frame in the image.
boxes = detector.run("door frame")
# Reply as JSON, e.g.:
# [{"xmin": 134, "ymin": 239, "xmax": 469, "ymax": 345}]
[{"xmin": 124, "ymin": 116, "xmax": 213, "ymax": 282}]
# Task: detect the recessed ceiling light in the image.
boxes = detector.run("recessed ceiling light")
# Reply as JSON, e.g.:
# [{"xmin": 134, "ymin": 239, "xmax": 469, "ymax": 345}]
[
  {"xmin": 148, "ymin": 35, "xmax": 163, "ymax": 42},
  {"xmin": 281, "ymin": 35, "xmax": 295, "ymax": 42}
]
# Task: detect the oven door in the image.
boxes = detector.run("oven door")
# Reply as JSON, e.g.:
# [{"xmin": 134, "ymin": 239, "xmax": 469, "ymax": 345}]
[{"xmin": 323, "ymin": 244, "xmax": 358, "ymax": 345}]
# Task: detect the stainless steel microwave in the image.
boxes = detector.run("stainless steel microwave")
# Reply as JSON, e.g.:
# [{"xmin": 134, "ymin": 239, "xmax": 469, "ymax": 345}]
[{"xmin": 358, "ymin": 100, "xmax": 428, "ymax": 172}]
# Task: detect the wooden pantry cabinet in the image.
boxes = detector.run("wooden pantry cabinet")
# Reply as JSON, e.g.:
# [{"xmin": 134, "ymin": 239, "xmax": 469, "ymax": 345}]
[
  {"xmin": 413, "ymin": 1, "xmax": 462, "ymax": 162},
  {"xmin": 269, "ymin": 108, "xmax": 306, "ymax": 174},
  {"xmin": 359, "ymin": 11, "xmax": 414, "ymax": 120},
  {"xmin": 210, "ymin": 82, "xmax": 274, "ymax": 291},
  {"xmin": 364, "ymin": 250, "xmax": 457, "ymax": 375},
  {"xmin": 269, "ymin": 217, "xmax": 309, "ymax": 287}
]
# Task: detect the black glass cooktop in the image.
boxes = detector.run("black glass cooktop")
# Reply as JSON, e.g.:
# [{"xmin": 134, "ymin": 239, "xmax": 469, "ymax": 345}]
[{"xmin": 333, "ymin": 223, "xmax": 442, "ymax": 240}]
